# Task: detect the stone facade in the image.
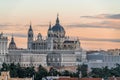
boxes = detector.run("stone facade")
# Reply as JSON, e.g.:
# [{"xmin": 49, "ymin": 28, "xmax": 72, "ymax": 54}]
[
  {"xmin": 6, "ymin": 50, "xmax": 47, "ymax": 67},
  {"xmin": 87, "ymin": 51, "xmax": 120, "ymax": 69},
  {"xmin": 0, "ymin": 33, "xmax": 8, "ymax": 68},
  {"xmin": 6, "ymin": 15, "xmax": 85, "ymax": 68},
  {"xmin": 0, "ymin": 15, "xmax": 86, "ymax": 69},
  {"xmin": 6, "ymin": 49, "xmax": 85, "ymax": 67},
  {"xmin": 27, "ymin": 15, "xmax": 81, "ymax": 51}
]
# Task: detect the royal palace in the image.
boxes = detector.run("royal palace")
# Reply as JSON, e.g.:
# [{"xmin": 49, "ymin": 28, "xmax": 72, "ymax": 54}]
[{"xmin": 0, "ymin": 15, "xmax": 86, "ymax": 68}]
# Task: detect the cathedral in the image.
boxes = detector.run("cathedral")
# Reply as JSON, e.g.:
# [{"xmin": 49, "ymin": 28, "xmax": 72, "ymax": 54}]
[
  {"xmin": 27, "ymin": 15, "xmax": 81, "ymax": 51},
  {"xmin": 6, "ymin": 15, "xmax": 86, "ymax": 68}
]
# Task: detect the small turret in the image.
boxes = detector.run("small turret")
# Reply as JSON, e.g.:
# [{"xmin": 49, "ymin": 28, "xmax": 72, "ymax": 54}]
[
  {"xmin": 47, "ymin": 22, "xmax": 53, "ymax": 38},
  {"xmin": 37, "ymin": 33, "xmax": 42, "ymax": 40},
  {"xmin": 9, "ymin": 35, "xmax": 17, "ymax": 50}
]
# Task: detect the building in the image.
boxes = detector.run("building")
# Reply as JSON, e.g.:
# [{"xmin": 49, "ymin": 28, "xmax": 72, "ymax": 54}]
[
  {"xmin": 6, "ymin": 52, "xmax": 47, "ymax": 67},
  {"xmin": 86, "ymin": 50, "xmax": 120, "ymax": 69},
  {"xmin": 27, "ymin": 15, "xmax": 81, "ymax": 51},
  {"xmin": 7, "ymin": 15, "xmax": 86, "ymax": 68},
  {"xmin": 8, "ymin": 35, "xmax": 17, "ymax": 50},
  {"xmin": 1, "ymin": 14, "xmax": 120, "ymax": 70},
  {"xmin": 0, "ymin": 32, "xmax": 8, "ymax": 67},
  {"xmin": 107, "ymin": 49, "xmax": 120, "ymax": 56}
]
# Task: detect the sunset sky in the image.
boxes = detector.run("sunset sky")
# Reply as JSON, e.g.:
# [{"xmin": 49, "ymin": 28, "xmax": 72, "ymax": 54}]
[{"xmin": 0, "ymin": 0, "xmax": 120, "ymax": 50}]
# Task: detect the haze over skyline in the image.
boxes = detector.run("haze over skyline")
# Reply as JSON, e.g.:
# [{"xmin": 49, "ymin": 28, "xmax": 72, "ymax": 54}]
[{"xmin": 0, "ymin": 0, "xmax": 120, "ymax": 50}]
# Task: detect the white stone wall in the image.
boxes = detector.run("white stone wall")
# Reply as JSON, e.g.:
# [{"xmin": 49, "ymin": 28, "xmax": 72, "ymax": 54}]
[
  {"xmin": 61, "ymin": 54, "xmax": 76, "ymax": 66},
  {"xmin": 0, "ymin": 37, "xmax": 8, "ymax": 55},
  {"xmin": 7, "ymin": 49, "xmax": 85, "ymax": 67},
  {"xmin": 0, "ymin": 33, "xmax": 8, "ymax": 68},
  {"xmin": 87, "ymin": 62, "xmax": 120, "ymax": 70},
  {"xmin": 6, "ymin": 53, "xmax": 47, "ymax": 67},
  {"xmin": 87, "ymin": 55, "xmax": 120, "ymax": 69},
  {"xmin": 20, "ymin": 53, "xmax": 47, "ymax": 67}
]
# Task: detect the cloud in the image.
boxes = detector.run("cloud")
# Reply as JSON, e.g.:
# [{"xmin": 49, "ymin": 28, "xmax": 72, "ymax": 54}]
[
  {"xmin": 67, "ymin": 18, "xmax": 120, "ymax": 30},
  {"xmin": 4, "ymin": 33, "xmax": 120, "ymax": 43},
  {"xmin": 35, "ymin": 24, "xmax": 48, "ymax": 27},
  {"xmin": 0, "ymin": 23, "xmax": 48, "ymax": 28},
  {"xmin": 0, "ymin": 23, "xmax": 22, "ymax": 27},
  {"xmin": 5, "ymin": 33, "xmax": 27, "ymax": 38},
  {"xmin": 107, "ymin": 14, "xmax": 120, "ymax": 19},
  {"xmin": 67, "ymin": 24, "xmax": 115, "ymax": 29},
  {"xmin": 79, "ymin": 37, "xmax": 120, "ymax": 43},
  {"xmin": 81, "ymin": 14, "xmax": 107, "ymax": 19},
  {"xmin": 81, "ymin": 14, "xmax": 120, "ymax": 20},
  {"xmin": 67, "ymin": 22, "xmax": 120, "ymax": 29}
]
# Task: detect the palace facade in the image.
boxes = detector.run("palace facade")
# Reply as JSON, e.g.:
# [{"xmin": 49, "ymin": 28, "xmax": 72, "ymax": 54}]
[
  {"xmin": 6, "ymin": 15, "xmax": 86, "ymax": 68},
  {"xmin": 0, "ymin": 15, "xmax": 120, "ymax": 70}
]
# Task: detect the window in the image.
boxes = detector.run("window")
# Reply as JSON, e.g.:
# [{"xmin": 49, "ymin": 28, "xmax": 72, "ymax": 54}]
[
  {"xmin": 48, "ymin": 58, "xmax": 50, "ymax": 61},
  {"xmin": 57, "ymin": 58, "xmax": 60, "ymax": 61},
  {"xmin": 53, "ymin": 58, "xmax": 55, "ymax": 61}
]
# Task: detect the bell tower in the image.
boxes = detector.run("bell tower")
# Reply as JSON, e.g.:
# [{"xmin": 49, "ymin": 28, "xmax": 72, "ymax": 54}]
[
  {"xmin": 47, "ymin": 22, "xmax": 53, "ymax": 38},
  {"xmin": 27, "ymin": 22, "xmax": 34, "ymax": 50}
]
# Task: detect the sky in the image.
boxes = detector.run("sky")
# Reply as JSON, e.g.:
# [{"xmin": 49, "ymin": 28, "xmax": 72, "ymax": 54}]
[{"xmin": 0, "ymin": 0, "xmax": 120, "ymax": 50}]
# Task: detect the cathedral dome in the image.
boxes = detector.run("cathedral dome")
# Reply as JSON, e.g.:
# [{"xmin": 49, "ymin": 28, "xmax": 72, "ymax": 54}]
[
  {"xmin": 52, "ymin": 24, "xmax": 65, "ymax": 32},
  {"xmin": 51, "ymin": 14, "xmax": 65, "ymax": 33},
  {"xmin": 48, "ymin": 14, "xmax": 66, "ymax": 38}
]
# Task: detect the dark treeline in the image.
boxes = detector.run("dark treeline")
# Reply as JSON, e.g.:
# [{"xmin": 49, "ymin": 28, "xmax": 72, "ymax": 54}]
[
  {"xmin": 1, "ymin": 63, "xmax": 120, "ymax": 80},
  {"xmin": 0, "ymin": 63, "xmax": 88, "ymax": 80},
  {"xmin": 90, "ymin": 64, "xmax": 120, "ymax": 79}
]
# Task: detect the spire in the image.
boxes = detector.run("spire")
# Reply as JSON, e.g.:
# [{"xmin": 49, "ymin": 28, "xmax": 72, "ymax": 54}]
[
  {"xmin": 11, "ymin": 34, "xmax": 14, "ymax": 43},
  {"xmin": 48, "ymin": 21, "xmax": 52, "ymax": 30},
  {"xmin": 56, "ymin": 13, "xmax": 59, "ymax": 24},
  {"xmin": 0, "ymin": 32, "xmax": 3, "ymax": 37},
  {"xmin": 29, "ymin": 21, "xmax": 32, "ymax": 31}
]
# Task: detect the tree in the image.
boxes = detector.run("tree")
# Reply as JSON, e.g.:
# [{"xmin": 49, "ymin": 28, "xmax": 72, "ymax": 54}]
[
  {"xmin": 61, "ymin": 70, "xmax": 71, "ymax": 76},
  {"xmin": 18, "ymin": 68, "xmax": 26, "ymax": 78},
  {"xmin": 9, "ymin": 63, "xmax": 18, "ymax": 77},
  {"xmin": 1, "ymin": 62, "xmax": 9, "ymax": 71},
  {"xmin": 48, "ymin": 67, "xmax": 58, "ymax": 76},
  {"xmin": 76, "ymin": 64, "xmax": 88, "ymax": 78},
  {"xmin": 102, "ymin": 66, "xmax": 110, "ymax": 78},
  {"xmin": 25, "ymin": 66, "xmax": 35, "ymax": 77},
  {"xmin": 34, "ymin": 65, "xmax": 48, "ymax": 80},
  {"xmin": 90, "ymin": 68, "xmax": 103, "ymax": 78},
  {"xmin": 90, "ymin": 66, "xmax": 111, "ymax": 78}
]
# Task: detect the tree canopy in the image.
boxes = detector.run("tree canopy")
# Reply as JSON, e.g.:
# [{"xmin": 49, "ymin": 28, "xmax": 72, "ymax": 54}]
[{"xmin": 1, "ymin": 63, "xmax": 120, "ymax": 80}]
